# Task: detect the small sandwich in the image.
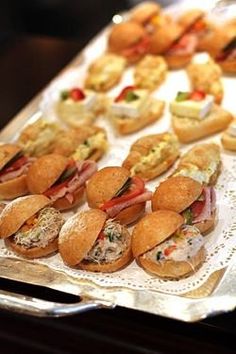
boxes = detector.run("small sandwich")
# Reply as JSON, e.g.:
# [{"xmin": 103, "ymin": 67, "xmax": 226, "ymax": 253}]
[
  {"xmin": 56, "ymin": 87, "xmax": 105, "ymax": 127},
  {"xmin": 215, "ymin": 37, "xmax": 236, "ymax": 74},
  {"xmin": 84, "ymin": 53, "xmax": 126, "ymax": 92},
  {"xmin": 186, "ymin": 57, "xmax": 224, "ymax": 104},
  {"xmin": 108, "ymin": 85, "xmax": 164, "ymax": 134},
  {"xmin": 86, "ymin": 166, "xmax": 152, "ymax": 225},
  {"xmin": 108, "ymin": 22, "xmax": 150, "ymax": 63},
  {"xmin": 52, "ymin": 126, "xmax": 108, "ymax": 161},
  {"xmin": 0, "ymin": 144, "xmax": 33, "ymax": 200},
  {"xmin": 27, "ymin": 154, "xmax": 97, "ymax": 210},
  {"xmin": 17, "ymin": 118, "xmax": 62, "ymax": 157},
  {"xmin": 134, "ymin": 54, "xmax": 168, "ymax": 91},
  {"xmin": 122, "ymin": 133, "xmax": 179, "ymax": 181},
  {"xmin": 170, "ymin": 90, "xmax": 233, "ymax": 143},
  {"xmin": 59, "ymin": 209, "xmax": 132, "ymax": 272},
  {"xmin": 221, "ymin": 119, "xmax": 236, "ymax": 151},
  {"xmin": 172, "ymin": 143, "xmax": 221, "ymax": 186},
  {"xmin": 132, "ymin": 210, "xmax": 206, "ymax": 279},
  {"xmin": 0, "ymin": 195, "xmax": 64, "ymax": 258},
  {"xmin": 149, "ymin": 22, "xmax": 198, "ymax": 69},
  {"xmin": 152, "ymin": 176, "xmax": 216, "ymax": 234}
]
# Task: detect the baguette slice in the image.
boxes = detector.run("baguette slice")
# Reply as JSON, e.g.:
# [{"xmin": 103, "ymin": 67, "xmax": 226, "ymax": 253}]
[{"xmin": 172, "ymin": 104, "xmax": 233, "ymax": 143}]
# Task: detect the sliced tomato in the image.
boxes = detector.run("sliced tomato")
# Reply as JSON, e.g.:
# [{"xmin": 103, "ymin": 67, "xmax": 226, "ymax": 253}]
[
  {"xmin": 122, "ymin": 36, "xmax": 150, "ymax": 59},
  {"xmin": 115, "ymin": 86, "xmax": 136, "ymax": 102},
  {"xmin": 100, "ymin": 176, "xmax": 145, "ymax": 211},
  {"xmin": 164, "ymin": 245, "xmax": 176, "ymax": 256},
  {"xmin": 170, "ymin": 34, "xmax": 190, "ymax": 51},
  {"xmin": 70, "ymin": 88, "xmax": 86, "ymax": 101},
  {"xmin": 191, "ymin": 200, "xmax": 205, "ymax": 218},
  {"xmin": 97, "ymin": 231, "xmax": 106, "ymax": 241},
  {"xmin": 0, "ymin": 156, "xmax": 28, "ymax": 177},
  {"xmin": 189, "ymin": 90, "xmax": 206, "ymax": 101},
  {"xmin": 43, "ymin": 166, "xmax": 77, "ymax": 198}
]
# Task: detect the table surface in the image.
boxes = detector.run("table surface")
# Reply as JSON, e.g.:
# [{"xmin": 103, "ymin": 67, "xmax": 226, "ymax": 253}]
[{"xmin": 0, "ymin": 35, "xmax": 236, "ymax": 354}]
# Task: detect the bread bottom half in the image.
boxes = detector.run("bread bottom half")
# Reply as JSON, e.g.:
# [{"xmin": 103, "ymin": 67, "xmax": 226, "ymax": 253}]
[
  {"xmin": 222, "ymin": 132, "xmax": 236, "ymax": 151},
  {"xmin": 0, "ymin": 175, "xmax": 28, "ymax": 200},
  {"xmin": 165, "ymin": 53, "xmax": 193, "ymax": 69},
  {"xmin": 218, "ymin": 59, "xmax": 236, "ymax": 74},
  {"xmin": 52, "ymin": 186, "xmax": 85, "ymax": 210},
  {"xmin": 115, "ymin": 202, "xmax": 146, "ymax": 225}
]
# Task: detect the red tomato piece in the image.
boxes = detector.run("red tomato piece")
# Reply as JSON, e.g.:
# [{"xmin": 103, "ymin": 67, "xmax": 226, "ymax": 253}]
[
  {"xmin": 164, "ymin": 245, "xmax": 176, "ymax": 256},
  {"xmin": 70, "ymin": 88, "xmax": 86, "ymax": 101},
  {"xmin": 189, "ymin": 90, "xmax": 206, "ymax": 101},
  {"xmin": 0, "ymin": 156, "xmax": 28, "ymax": 176},
  {"xmin": 115, "ymin": 86, "xmax": 136, "ymax": 102}
]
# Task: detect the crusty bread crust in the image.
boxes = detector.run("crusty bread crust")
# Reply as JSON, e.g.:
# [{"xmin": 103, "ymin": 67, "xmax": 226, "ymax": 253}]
[
  {"xmin": 0, "ymin": 144, "xmax": 21, "ymax": 171},
  {"xmin": 27, "ymin": 154, "xmax": 68, "ymax": 194},
  {"xmin": 165, "ymin": 53, "xmax": 193, "ymax": 69},
  {"xmin": 111, "ymin": 98, "xmax": 165, "ymax": 135},
  {"xmin": 172, "ymin": 104, "xmax": 233, "ymax": 143},
  {"xmin": 177, "ymin": 9, "xmax": 204, "ymax": 30},
  {"xmin": 197, "ymin": 25, "xmax": 231, "ymax": 56},
  {"xmin": 132, "ymin": 210, "xmax": 184, "ymax": 258},
  {"xmin": 152, "ymin": 176, "xmax": 203, "ymax": 213},
  {"xmin": 138, "ymin": 246, "xmax": 206, "ymax": 279},
  {"xmin": 222, "ymin": 132, "xmax": 236, "ymax": 151},
  {"xmin": 52, "ymin": 186, "xmax": 85, "ymax": 211},
  {"xmin": 5, "ymin": 237, "xmax": 58, "ymax": 259},
  {"xmin": 86, "ymin": 166, "xmax": 130, "ymax": 209},
  {"xmin": 149, "ymin": 23, "xmax": 182, "ymax": 54},
  {"xmin": 115, "ymin": 202, "xmax": 145, "ymax": 225},
  {"xmin": 130, "ymin": 2, "xmax": 160, "ymax": 25},
  {"xmin": 218, "ymin": 59, "xmax": 236, "ymax": 74},
  {"xmin": 0, "ymin": 175, "xmax": 28, "ymax": 200},
  {"xmin": 0, "ymin": 195, "xmax": 51, "ymax": 239},
  {"xmin": 79, "ymin": 238, "xmax": 132, "ymax": 272},
  {"xmin": 59, "ymin": 209, "xmax": 107, "ymax": 266},
  {"xmin": 179, "ymin": 143, "xmax": 221, "ymax": 170}
]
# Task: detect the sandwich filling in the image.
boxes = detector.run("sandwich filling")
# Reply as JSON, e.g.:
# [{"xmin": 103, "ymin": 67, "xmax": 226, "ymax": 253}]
[
  {"xmin": 182, "ymin": 186, "xmax": 216, "ymax": 225},
  {"xmin": 173, "ymin": 161, "xmax": 219, "ymax": 185},
  {"xmin": 0, "ymin": 151, "xmax": 33, "ymax": 183},
  {"xmin": 84, "ymin": 219, "xmax": 130, "ymax": 264},
  {"xmin": 44, "ymin": 160, "xmax": 97, "ymax": 204},
  {"xmin": 130, "ymin": 134, "xmax": 179, "ymax": 176},
  {"xmin": 143, "ymin": 225, "xmax": 204, "ymax": 263},
  {"xmin": 121, "ymin": 35, "xmax": 150, "ymax": 59},
  {"xmin": 72, "ymin": 131, "xmax": 108, "ymax": 161},
  {"xmin": 166, "ymin": 34, "xmax": 197, "ymax": 56},
  {"xmin": 216, "ymin": 37, "xmax": 236, "ymax": 62},
  {"xmin": 100, "ymin": 176, "xmax": 152, "ymax": 218},
  {"xmin": 14, "ymin": 207, "xmax": 64, "ymax": 249}
]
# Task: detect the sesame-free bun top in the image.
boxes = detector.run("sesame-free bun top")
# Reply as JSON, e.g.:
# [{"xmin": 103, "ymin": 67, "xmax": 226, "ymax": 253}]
[
  {"xmin": 152, "ymin": 176, "xmax": 203, "ymax": 213},
  {"xmin": 0, "ymin": 144, "xmax": 22, "ymax": 171},
  {"xmin": 86, "ymin": 166, "xmax": 130, "ymax": 208},
  {"xmin": 178, "ymin": 9, "xmax": 205, "ymax": 30},
  {"xmin": 59, "ymin": 209, "xmax": 107, "ymax": 266},
  {"xmin": 130, "ymin": 2, "xmax": 160, "ymax": 25},
  {"xmin": 27, "ymin": 154, "xmax": 68, "ymax": 194},
  {"xmin": 0, "ymin": 195, "xmax": 51, "ymax": 239},
  {"xmin": 108, "ymin": 22, "xmax": 147, "ymax": 53},
  {"xmin": 149, "ymin": 22, "xmax": 183, "ymax": 54},
  {"xmin": 132, "ymin": 210, "xmax": 184, "ymax": 258}
]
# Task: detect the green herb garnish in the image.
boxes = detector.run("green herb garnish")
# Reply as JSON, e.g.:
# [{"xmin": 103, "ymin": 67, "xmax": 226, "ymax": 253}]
[
  {"xmin": 125, "ymin": 91, "xmax": 139, "ymax": 102},
  {"xmin": 60, "ymin": 90, "xmax": 69, "ymax": 100},
  {"xmin": 114, "ymin": 177, "xmax": 132, "ymax": 198},
  {"xmin": 182, "ymin": 208, "xmax": 193, "ymax": 225},
  {"xmin": 175, "ymin": 91, "xmax": 190, "ymax": 102}
]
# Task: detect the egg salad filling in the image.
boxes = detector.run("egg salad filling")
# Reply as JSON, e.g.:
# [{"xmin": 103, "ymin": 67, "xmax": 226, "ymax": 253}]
[
  {"xmin": 144, "ymin": 225, "xmax": 204, "ymax": 263},
  {"xmin": 84, "ymin": 219, "xmax": 130, "ymax": 264},
  {"xmin": 72, "ymin": 132, "xmax": 108, "ymax": 161},
  {"xmin": 130, "ymin": 134, "xmax": 179, "ymax": 176},
  {"xmin": 173, "ymin": 160, "xmax": 219, "ymax": 184}
]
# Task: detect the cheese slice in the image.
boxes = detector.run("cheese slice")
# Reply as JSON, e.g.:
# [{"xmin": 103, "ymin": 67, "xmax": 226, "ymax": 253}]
[
  {"xmin": 111, "ymin": 89, "xmax": 149, "ymax": 118},
  {"xmin": 170, "ymin": 95, "xmax": 214, "ymax": 120}
]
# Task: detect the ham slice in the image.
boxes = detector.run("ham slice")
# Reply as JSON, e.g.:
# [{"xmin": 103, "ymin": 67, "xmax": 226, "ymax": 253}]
[
  {"xmin": 167, "ymin": 34, "xmax": 198, "ymax": 56},
  {"xmin": 49, "ymin": 160, "xmax": 97, "ymax": 203},
  {"xmin": 192, "ymin": 187, "xmax": 216, "ymax": 224},
  {"xmin": 0, "ymin": 159, "xmax": 33, "ymax": 183},
  {"xmin": 105, "ymin": 190, "xmax": 152, "ymax": 218}
]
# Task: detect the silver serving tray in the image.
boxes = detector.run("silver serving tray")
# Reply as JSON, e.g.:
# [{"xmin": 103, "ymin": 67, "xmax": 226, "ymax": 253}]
[{"xmin": 0, "ymin": 3, "xmax": 236, "ymax": 322}]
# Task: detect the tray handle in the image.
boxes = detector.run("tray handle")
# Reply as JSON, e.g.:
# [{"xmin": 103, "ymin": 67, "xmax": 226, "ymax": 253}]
[{"xmin": 0, "ymin": 289, "xmax": 115, "ymax": 317}]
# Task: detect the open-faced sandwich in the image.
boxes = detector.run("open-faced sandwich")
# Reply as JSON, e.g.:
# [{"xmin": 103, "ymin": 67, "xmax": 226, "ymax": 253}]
[
  {"xmin": 56, "ymin": 87, "xmax": 105, "ymax": 127},
  {"xmin": 59, "ymin": 209, "xmax": 132, "ymax": 271},
  {"xmin": 108, "ymin": 21, "xmax": 150, "ymax": 63},
  {"xmin": 152, "ymin": 176, "xmax": 216, "ymax": 234},
  {"xmin": 132, "ymin": 210, "xmax": 206, "ymax": 279},
  {"xmin": 133, "ymin": 54, "xmax": 168, "ymax": 91},
  {"xmin": 108, "ymin": 85, "xmax": 164, "ymax": 134},
  {"xmin": 186, "ymin": 57, "xmax": 224, "ymax": 104},
  {"xmin": 122, "ymin": 133, "xmax": 179, "ymax": 181},
  {"xmin": 0, "ymin": 195, "xmax": 64, "ymax": 258},
  {"xmin": 17, "ymin": 118, "xmax": 62, "ymax": 157},
  {"xmin": 27, "ymin": 154, "xmax": 97, "ymax": 210},
  {"xmin": 215, "ymin": 37, "xmax": 236, "ymax": 74},
  {"xmin": 84, "ymin": 53, "xmax": 126, "ymax": 92},
  {"xmin": 52, "ymin": 126, "xmax": 108, "ymax": 162},
  {"xmin": 86, "ymin": 166, "xmax": 152, "ymax": 225},
  {"xmin": 172, "ymin": 143, "xmax": 221, "ymax": 186},
  {"xmin": 0, "ymin": 143, "xmax": 33, "ymax": 200},
  {"xmin": 149, "ymin": 21, "xmax": 198, "ymax": 69},
  {"xmin": 170, "ymin": 90, "xmax": 233, "ymax": 143},
  {"xmin": 221, "ymin": 118, "xmax": 236, "ymax": 151}
]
